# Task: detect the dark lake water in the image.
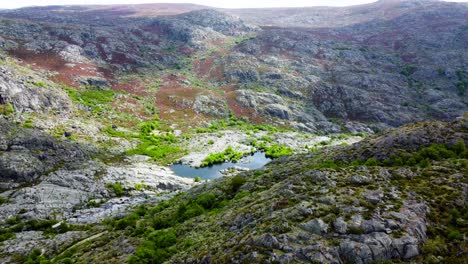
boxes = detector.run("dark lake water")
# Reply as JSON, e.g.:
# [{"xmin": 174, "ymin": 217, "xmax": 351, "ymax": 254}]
[{"xmin": 170, "ymin": 152, "xmax": 271, "ymax": 180}]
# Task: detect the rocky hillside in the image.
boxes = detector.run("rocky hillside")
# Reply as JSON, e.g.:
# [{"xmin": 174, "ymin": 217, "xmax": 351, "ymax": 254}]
[
  {"xmin": 0, "ymin": 0, "xmax": 466, "ymax": 132},
  {"xmin": 6, "ymin": 114, "xmax": 464, "ymax": 263}
]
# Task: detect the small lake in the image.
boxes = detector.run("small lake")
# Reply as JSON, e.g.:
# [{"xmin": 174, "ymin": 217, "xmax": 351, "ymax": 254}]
[{"xmin": 170, "ymin": 152, "xmax": 271, "ymax": 180}]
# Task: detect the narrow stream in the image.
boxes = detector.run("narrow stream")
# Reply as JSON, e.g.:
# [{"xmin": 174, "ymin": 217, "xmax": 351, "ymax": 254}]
[{"xmin": 170, "ymin": 152, "xmax": 271, "ymax": 180}]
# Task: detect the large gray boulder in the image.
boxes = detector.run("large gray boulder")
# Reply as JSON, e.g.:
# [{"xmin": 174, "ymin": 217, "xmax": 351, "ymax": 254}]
[{"xmin": 300, "ymin": 218, "xmax": 329, "ymax": 234}]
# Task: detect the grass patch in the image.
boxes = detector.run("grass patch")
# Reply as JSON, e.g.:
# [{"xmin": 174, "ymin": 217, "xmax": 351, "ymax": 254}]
[
  {"xmin": 32, "ymin": 81, "xmax": 47, "ymax": 88},
  {"xmin": 64, "ymin": 86, "xmax": 115, "ymax": 112}
]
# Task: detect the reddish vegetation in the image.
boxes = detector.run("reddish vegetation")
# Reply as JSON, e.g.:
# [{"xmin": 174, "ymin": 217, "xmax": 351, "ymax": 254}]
[
  {"xmin": 110, "ymin": 52, "xmax": 136, "ymax": 65},
  {"xmin": 192, "ymin": 56, "xmax": 225, "ymax": 81},
  {"xmin": 156, "ymin": 74, "xmax": 215, "ymax": 126},
  {"xmin": 8, "ymin": 48, "xmax": 111, "ymax": 87},
  {"xmin": 112, "ymin": 78, "xmax": 149, "ymax": 97},
  {"xmin": 112, "ymin": 3, "xmax": 207, "ymax": 17}
]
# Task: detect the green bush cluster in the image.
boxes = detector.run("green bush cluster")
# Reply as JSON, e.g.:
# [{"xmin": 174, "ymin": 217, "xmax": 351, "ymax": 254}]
[
  {"xmin": 139, "ymin": 120, "xmax": 160, "ymax": 135},
  {"xmin": 64, "ymin": 86, "xmax": 115, "ymax": 112},
  {"xmin": 122, "ymin": 192, "xmax": 229, "ymax": 263},
  {"xmin": 229, "ymin": 176, "xmax": 247, "ymax": 194},
  {"xmin": 134, "ymin": 183, "xmax": 148, "ymax": 191},
  {"xmin": 0, "ymin": 196, "xmax": 9, "ymax": 205},
  {"xmin": 0, "ymin": 103, "xmax": 14, "ymax": 116},
  {"xmin": 249, "ymin": 139, "xmax": 293, "ymax": 159},
  {"xmin": 320, "ymin": 141, "xmax": 467, "ymax": 169},
  {"xmin": 32, "ymin": 81, "xmax": 47, "ymax": 88},
  {"xmin": 24, "ymin": 248, "xmax": 50, "ymax": 264},
  {"xmin": 105, "ymin": 118, "xmax": 183, "ymax": 164},
  {"xmin": 382, "ymin": 141, "xmax": 467, "ymax": 167},
  {"xmin": 195, "ymin": 115, "xmax": 282, "ymax": 134},
  {"xmin": 201, "ymin": 146, "xmax": 245, "ymax": 167},
  {"xmin": 105, "ymin": 182, "xmax": 124, "ymax": 196},
  {"xmin": 129, "ymin": 229, "xmax": 177, "ymax": 264},
  {"xmin": 263, "ymin": 144, "xmax": 293, "ymax": 159}
]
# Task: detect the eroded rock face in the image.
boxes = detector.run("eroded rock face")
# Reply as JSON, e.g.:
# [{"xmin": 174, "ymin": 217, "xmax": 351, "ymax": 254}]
[
  {"xmin": 0, "ymin": 121, "xmax": 194, "ymax": 227},
  {"xmin": 0, "ymin": 151, "xmax": 44, "ymax": 183},
  {"xmin": 193, "ymin": 94, "xmax": 229, "ymax": 118},
  {"xmin": 0, "ymin": 66, "xmax": 71, "ymax": 114},
  {"xmin": 0, "ymin": 119, "xmax": 91, "ymax": 186},
  {"xmin": 0, "ymin": 159, "xmax": 195, "ymax": 223}
]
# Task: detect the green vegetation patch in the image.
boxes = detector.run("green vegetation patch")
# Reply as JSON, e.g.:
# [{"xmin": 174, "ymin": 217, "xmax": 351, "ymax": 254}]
[
  {"xmin": 195, "ymin": 115, "xmax": 286, "ymax": 134},
  {"xmin": 201, "ymin": 146, "xmax": 245, "ymax": 167},
  {"xmin": 0, "ymin": 102, "xmax": 14, "ymax": 116},
  {"xmin": 105, "ymin": 118, "xmax": 185, "ymax": 164},
  {"xmin": 263, "ymin": 144, "xmax": 293, "ymax": 159},
  {"xmin": 105, "ymin": 182, "xmax": 124, "ymax": 197},
  {"xmin": 32, "ymin": 81, "xmax": 47, "ymax": 88},
  {"xmin": 64, "ymin": 86, "xmax": 115, "ymax": 112}
]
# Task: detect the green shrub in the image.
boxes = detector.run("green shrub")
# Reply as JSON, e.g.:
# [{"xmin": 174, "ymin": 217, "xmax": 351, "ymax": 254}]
[
  {"xmin": 148, "ymin": 229, "xmax": 177, "ymax": 248},
  {"xmin": 139, "ymin": 121, "xmax": 159, "ymax": 135},
  {"xmin": 317, "ymin": 160, "xmax": 339, "ymax": 169},
  {"xmin": 0, "ymin": 103, "xmax": 14, "ymax": 115},
  {"xmin": 453, "ymin": 141, "xmax": 466, "ymax": 155},
  {"xmin": 114, "ymin": 212, "xmax": 139, "ymax": 230},
  {"xmin": 229, "ymin": 175, "xmax": 247, "ymax": 193},
  {"xmin": 194, "ymin": 176, "xmax": 201, "ymax": 182},
  {"xmin": 134, "ymin": 183, "xmax": 147, "ymax": 191},
  {"xmin": 195, "ymin": 193, "xmax": 217, "ymax": 210},
  {"xmin": 33, "ymin": 81, "xmax": 47, "ymax": 88},
  {"xmin": 422, "ymin": 236, "xmax": 448, "ymax": 255},
  {"xmin": 447, "ymin": 230, "xmax": 462, "ymax": 241},
  {"xmin": 264, "ymin": 144, "xmax": 293, "ymax": 159},
  {"xmin": 207, "ymin": 139, "xmax": 214, "ymax": 145},
  {"xmin": 129, "ymin": 229, "xmax": 177, "ymax": 264},
  {"xmin": 234, "ymin": 190, "xmax": 250, "ymax": 200},
  {"xmin": 419, "ymin": 159, "xmax": 431, "ymax": 168},
  {"xmin": 23, "ymin": 119, "xmax": 34, "ymax": 128},
  {"xmin": 128, "ymin": 140, "xmax": 181, "ymax": 161},
  {"xmin": 127, "ymin": 129, "xmax": 181, "ymax": 163},
  {"xmin": 24, "ymin": 248, "xmax": 50, "ymax": 264},
  {"xmin": 177, "ymin": 203, "xmax": 205, "ymax": 221},
  {"xmin": 6, "ymin": 216, "xmax": 20, "ymax": 225},
  {"xmin": 364, "ymin": 157, "xmax": 379, "ymax": 166},
  {"xmin": 0, "ymin": 229, "xmax": 15, "ymax": 242},
  {"xmin": 201, "ymin": 146, "xmax": 244, "ymax": 167},
  {"xmin": 0, "ymin": 196, "xmax": 9, "ymax": 205},
  {"xmin": 106, "ymin": 183, "xmax": 124, "ymax": 196}
]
